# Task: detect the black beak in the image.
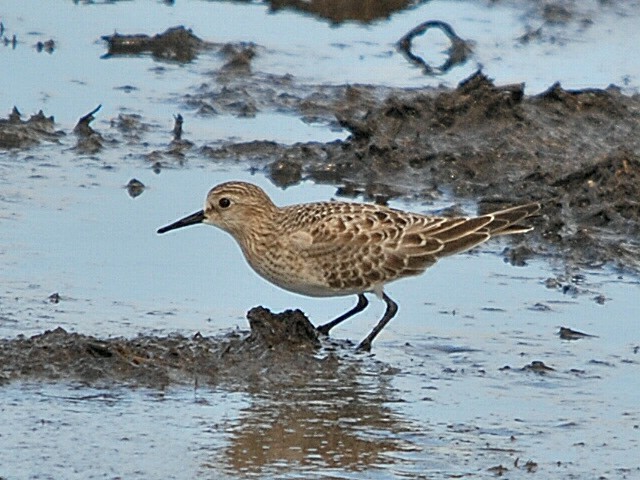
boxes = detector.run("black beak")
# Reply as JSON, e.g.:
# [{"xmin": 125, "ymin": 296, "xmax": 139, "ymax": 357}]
[{"xmin": 157, "ymin": 210, "xmax": 205, "ymax": 234}]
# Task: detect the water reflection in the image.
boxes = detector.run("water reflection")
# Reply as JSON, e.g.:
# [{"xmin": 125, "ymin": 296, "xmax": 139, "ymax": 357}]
[
  {"xmin": 205, "ymin": 358, "xmax": 420, "ymax": 476},
  {"xmin": 268, "ymin": 0, "xmax": 424, "ymax": 24}
]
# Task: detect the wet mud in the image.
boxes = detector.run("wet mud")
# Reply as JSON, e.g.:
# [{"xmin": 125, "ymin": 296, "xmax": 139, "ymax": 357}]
[
  {"xmin": 101, "ymin": 26, "xmax": 206, "ymax": 62},
  {"xmin": 0, "ymin": 107, "xmax": 63, "ymax": 149},
  {"xmin": 0, "ymin": 308, "xmax": 333, "ymax": 388},
  {"xmin": 268, "ymin": 0, "xmax": 422, "ymax": 24}
]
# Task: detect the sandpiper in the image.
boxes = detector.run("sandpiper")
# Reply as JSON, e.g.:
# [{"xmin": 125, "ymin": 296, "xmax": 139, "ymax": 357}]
[{"xmin": 158, "ymin": 181, "xmax": 539, "ymax": 351}]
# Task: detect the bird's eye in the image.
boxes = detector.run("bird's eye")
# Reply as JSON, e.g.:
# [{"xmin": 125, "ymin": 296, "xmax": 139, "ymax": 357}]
[{"xmin": 218, "ymin": 198, "xmax": 231, "ymax": 208}]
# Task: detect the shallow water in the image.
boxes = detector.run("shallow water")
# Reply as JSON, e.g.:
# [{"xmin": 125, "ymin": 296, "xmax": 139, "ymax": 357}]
[
  {"xmin": 1, "ymin": 1, "xmax": 640, "ymax": 479},
  {"xmin": 3, "ymin": 0, "xmax": 639, "ymax": 126}
]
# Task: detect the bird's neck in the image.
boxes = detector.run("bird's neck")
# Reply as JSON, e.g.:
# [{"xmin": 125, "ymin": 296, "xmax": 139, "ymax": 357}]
[{"xmin": 231, "ymin": 207, "xmax": 281, "ymax": 253}]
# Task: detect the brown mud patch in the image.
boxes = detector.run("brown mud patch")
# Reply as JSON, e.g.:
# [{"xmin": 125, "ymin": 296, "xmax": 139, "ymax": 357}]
[
  {"xmin": 101, "ymin": 26, "xmax": 206, "ymax": 62},
  {"xmin": 0, "ymin": 308, "xmax": 352, "ymax": 388},
  {"xmin": 0, "ymin": 107, "xmax": 64, "ymax": 148},
  {"xmin": 268, "ymin": 0, "xmax": 421, "ymax": 24}
]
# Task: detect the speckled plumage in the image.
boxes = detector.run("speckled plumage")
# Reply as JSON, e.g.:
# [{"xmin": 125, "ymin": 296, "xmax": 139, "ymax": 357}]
[{"xmin": 158, "ymin": 181, "xmax": 540, "ymax": 351}]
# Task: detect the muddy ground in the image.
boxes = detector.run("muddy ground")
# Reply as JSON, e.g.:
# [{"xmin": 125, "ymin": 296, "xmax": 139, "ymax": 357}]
[
  {"xmin": 1, "ymin": 30, "xmax": 639, "ymax": 386},
  {"xmin": 0, "ymin": 308, "xmax": 346, "ymax": 389}
]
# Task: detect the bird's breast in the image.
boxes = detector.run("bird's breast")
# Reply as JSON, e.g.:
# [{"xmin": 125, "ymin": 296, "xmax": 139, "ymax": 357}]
[{"xmin": 237, "ymin": 232, "xmax": 366, "ymax": 298}]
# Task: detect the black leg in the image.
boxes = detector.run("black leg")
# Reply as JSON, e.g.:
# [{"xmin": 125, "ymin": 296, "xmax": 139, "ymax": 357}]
[
  {"xmin": 317, "ymin": 294, "xmax": 369, "ymax": 336},
  {"xmin": 356, "ymin": 293, "xmax": 398, "ymax": 352}
]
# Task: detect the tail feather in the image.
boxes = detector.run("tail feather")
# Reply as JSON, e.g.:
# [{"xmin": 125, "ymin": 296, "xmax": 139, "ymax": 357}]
[
  {"xmin": 430, "ymin": 216, "xmax": 493, "ymax": 242},
  {"xmin": 435, "ymin": 202, "xmax": 540, "ymax": 259},
  {"xmin": 485, "ymin": 203, "xmax": 541, "ymax": 236}
]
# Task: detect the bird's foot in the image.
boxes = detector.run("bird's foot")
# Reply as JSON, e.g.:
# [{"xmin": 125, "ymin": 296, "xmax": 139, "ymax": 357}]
[{"xmin": 355, "ymin": 340, "xmax": 372, "ymax": 353}]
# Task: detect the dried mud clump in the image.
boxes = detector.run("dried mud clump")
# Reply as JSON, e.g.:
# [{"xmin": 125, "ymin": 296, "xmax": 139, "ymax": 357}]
[
  {"xmin": 0, "ymin": 107, "xmax": 63, "ymax": 149},
  {"xmin": 245, "ymin": 306, "xmax": 319, "ymax": 349},
  {"xmin": 102, "ymin": 26, "xmax": 205, "ymax": 62}
]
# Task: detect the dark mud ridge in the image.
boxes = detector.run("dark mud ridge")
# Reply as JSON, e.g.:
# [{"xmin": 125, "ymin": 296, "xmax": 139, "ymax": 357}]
[{"xmin": 0, "ymin": 308, "xmax": 374, "ymax": 388}]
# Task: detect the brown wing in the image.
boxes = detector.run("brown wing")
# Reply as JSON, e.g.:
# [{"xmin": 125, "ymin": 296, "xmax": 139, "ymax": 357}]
[
  {"xmin": 285, "ymin": 203, "xmax": 446, "ymax": 291},
  {"xmin": 283, "ymin": 201, "xmax": 540, "ymax": 293}
]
